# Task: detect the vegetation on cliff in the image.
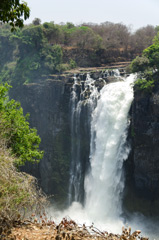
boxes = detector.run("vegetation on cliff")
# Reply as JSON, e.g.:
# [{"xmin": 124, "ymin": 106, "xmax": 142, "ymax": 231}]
[
  {"xmin": 0, "ymin": 83, "xmax": 45, "ymax": 229},
  {"xmin": 0, "ymin": 83, "xmax": 43, "ymax": 166},
  {"xmin": 0, "ymin": 5, "xmax": 48, "ymax": 234},
  {"xmin": 0, "ymin": 147, "xmax": 45, "ymax": 223},
  {"xmin": 130, "ymin": 31, "xmax": 159, "ymax": 92},
  {"xmin": 0, "ymin": 21, "xmax": 157, "ymax": 86}
]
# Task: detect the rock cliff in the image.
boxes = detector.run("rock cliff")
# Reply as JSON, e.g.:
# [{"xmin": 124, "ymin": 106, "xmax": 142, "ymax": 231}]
[
  {"xmin": 10, "ymin": 70, "xmax": 159, "ymax": 214},
  {"xmin": 10, "ymin": 69, "xmax": 121, "ymax": 205},
  {"xmin": 10, "ymin": 72, "xmax": 99, "ymax": 204},
  {"xmin": 10, "ymin": 78, "xmax": 72, "ymax": 203},
  {"xmin": 124, "ymin": 82, "xmax": 159, "ymax": 216}
]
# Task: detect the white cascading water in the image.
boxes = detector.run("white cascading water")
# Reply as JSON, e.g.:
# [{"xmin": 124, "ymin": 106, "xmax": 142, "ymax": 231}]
[
  {"xmin": 52, "ymin": 72, "xmax": 137, "ymax": 234},
  {"xmin": 68, "ymin": 73, "xmax": 99, "ymax": 205},
  {"xmin": 84, "ymin": 73, "xmax": 135, "ymax": 224}
]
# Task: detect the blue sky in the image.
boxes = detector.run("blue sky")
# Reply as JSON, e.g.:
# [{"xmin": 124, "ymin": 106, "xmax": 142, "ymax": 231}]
[{"xmin": 25, "ymin": 0, "xmax": 159, "ymax": 31}]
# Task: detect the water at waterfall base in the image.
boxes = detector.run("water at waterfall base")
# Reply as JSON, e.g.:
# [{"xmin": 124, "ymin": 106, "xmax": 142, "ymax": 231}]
[
  {"xmin": 48, "ymin": 73, "xmax": 159, "ymax": 240},
  {"xmin": 48, "ymin": 202, "xmax": 159, "ymax": 239}
]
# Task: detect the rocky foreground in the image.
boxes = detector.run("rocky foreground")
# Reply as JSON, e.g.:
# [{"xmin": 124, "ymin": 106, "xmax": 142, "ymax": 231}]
[{"xmin": 2, "ymin": 216, "xmax": 148, "ymax": 240}]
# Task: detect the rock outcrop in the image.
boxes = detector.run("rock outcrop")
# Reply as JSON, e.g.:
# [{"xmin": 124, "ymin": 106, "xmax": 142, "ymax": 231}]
[{"xmin": 124, "ymin": 82, "xmax": 159, "ymax": 216}]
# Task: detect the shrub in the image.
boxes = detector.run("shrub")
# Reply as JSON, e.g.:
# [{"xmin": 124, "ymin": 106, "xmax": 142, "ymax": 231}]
[
  {"xmin": 0, "ymin": 146, "xmax": 46, "ymax": 225},
  {"xmin": 69, "ymin": 59, "xmax": 77, "ymax": 69},
  {"xmin": 56, "ymin": 63, "xmax": 70, "ymax": 72},
  {"xmin": 143, "ymin": 43, "xmax": 159, "ymax": 71},
  {"xmin": 134, "ymin": 78, "xmax": 155, "ymax": 92},
  {"xmin": 0, "ymin": 83, "xmax": 43, "ymax": 166},
  {"xmin": 130, "ymin": 56, "xmax": 150, "ymax": 73}
]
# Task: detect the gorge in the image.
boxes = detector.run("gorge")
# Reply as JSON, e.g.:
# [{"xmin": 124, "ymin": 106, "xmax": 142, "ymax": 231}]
[{"xmin": 10, "ymin": 68, "xmax": 159, "ymax": 237}]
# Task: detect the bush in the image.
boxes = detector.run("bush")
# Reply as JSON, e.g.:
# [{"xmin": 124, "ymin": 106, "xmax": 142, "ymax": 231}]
[
  {"xmin": 134, "ymin": 78, "xmax": 155, "ymax": 92},
  {"xmin": 56, "ymin": 63, "xmax": 70, "ymax": 72},
  {"xmin": 143, "ymin": 43, "xmax": 159, "ymax": 70},
  {"xmin": 69, "ymin": 59, "xmax": 77, "ymax": 69},
  {"xmin": 0, "ymin": 146, "xmax": 46, "ymax": 225},
  {"xmin": 0, "ymin": 83, "xmax": 43, "ymax": 166},
  {"xmin": 130, "ymin": 56, "xmax": 150, "ymax": 73},
  {"xmin": 0, "ymin": 85, "xmax": 46, "ymax": 230}
]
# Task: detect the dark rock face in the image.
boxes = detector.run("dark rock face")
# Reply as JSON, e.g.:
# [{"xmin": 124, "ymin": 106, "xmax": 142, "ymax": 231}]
[
  {"xmin": 124, "ymin": 83, "xmax": 159, "ymax": 215},
  {"xmin": 62, "ymin": 48, "xmax": 134, "ymax": 67},
  {"xmin": 10, "ymin": 80, "xmax": 72, "ymax": 203},
  {"xmin": 10, "ymin": 70, "xmax": 119, "ymax": 205},
  {"xmin": 10, "ymin": 73, "xmax": 99, "ymax": 205}
]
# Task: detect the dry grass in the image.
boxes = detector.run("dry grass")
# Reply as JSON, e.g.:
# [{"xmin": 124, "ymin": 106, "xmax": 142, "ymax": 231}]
[{"xmin": 0, "ymin": 144, "xmax": 47, "ymax": 236}]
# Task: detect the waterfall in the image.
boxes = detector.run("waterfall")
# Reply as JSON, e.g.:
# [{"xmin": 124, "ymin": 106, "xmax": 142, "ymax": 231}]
[
  {"xmin": 68, "ymin": 73, "xmax": 99, "ymax": 205},
  {"xmin": 66, "ymin": 71, "xmax": 136, "ymax": 231},
  {"xmin": 85, "ymin": 74, "xmax": 135, "ymax": 222},
  {"xmin": 51, "ymin": 72, "xmax": 159, "ymax": 238}
]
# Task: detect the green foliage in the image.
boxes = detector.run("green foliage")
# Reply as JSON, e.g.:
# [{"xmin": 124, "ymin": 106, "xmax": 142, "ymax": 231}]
[
  {"xmin": 15, "ymin": 25, "xmax": 46, "ymax": 52},
  {"xmin": 131, "ymin": 33, "xmax": 159, "ymax": 73},
  {"xmin": 143, "ymin": 43, "xmax": 159, "ymax": 70},
  {"xmin": 131, "ymin": 127, "xmax": 135, "ymax": 137},
  {"xmin": 0, "ymin": 0, "xmax": 30, "ymax": 31},
  {"xmin": 4, "ymin": 25, "xmax": 64, "ymax": 85},
  {"xmin": 56, "ymin": 63, "xmax": 70, "ymax": 72},
  {"xmin": 0, "ymin": 27, "xmax": 16, "ymax": 69},
  {"xmin": 60, "ymin": 23, "xmax": 77, "ymax": 45},
  {"xmin": 66, "ymin": 22, "xmax": 75, "ymax": 29},
  {"xmin": 0, "ymin": 21, "xmax": 156, "ymax": 86},
  {"xmin": 0, "ymin": 83, "xmax": 43, "ymax": 166},
  {"xmin": 135, "ymin": 78, "xmax": 155, "ymax": 92},
  {"xmin": 69, "ymin": 59, "xmax": 77, "ymax": 69},
  {"xmin": 72, "ymin": 26, "xmax": 103, "ymax": 49},
  {"xmin": 43, "ymin": 44, "xmax": 63, "ymax": 72},
  {"xmin": 131, "ymin": 31, "xmax": 159, "ymax": 93},
  {"xmin": 43, "ymin": 22, "xmax": 63, "ymax": 44},
  {"xmin": 32, "ymin": 18, "xmax": 41, "ymax": 26},
  {"xmin": 130, "ymin": 56, "xmax": 150, "ymax": 73}
]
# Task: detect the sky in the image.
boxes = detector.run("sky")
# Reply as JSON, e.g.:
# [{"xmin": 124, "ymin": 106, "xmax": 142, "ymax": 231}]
[{"xmin": 25, "ymin": 0, "xmax": 159, "ymax": 31}]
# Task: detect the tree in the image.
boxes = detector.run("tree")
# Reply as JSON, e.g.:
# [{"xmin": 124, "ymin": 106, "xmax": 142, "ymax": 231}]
[
  {"xmin": 143, "ymin": 43, "xmax": 159, "ymax": 71},
  {"xmin": 0, "ymin": 83, "xmax": 43, "ymax": 166},
  {"xmin": 130, "ymin": 32, "xmax": 159, "ymax": 92},
  {"xmin": 130, "ymin": 25, "xmax": 156, "ymax": 53},
  {"xmin": 130, "ymin": 31, "xmax": 159, "ymax": 73},
  {"xmin": 0, "ymin": 0, "xmax": 30, "ymax": 31},
  {"xmin": 130, "ymin": 56, "xmax": 150, "ymax": 73},
  {"xmin": 43, "ymin": 22, "xmax": 63, "ymax": 44},
  {"xmin": 71, "ymin": 26, "xmax": 102, "ymax": 49},
  {"xmin": 32, "ymin": 18, "xmax": 41, "ymax": 26}
]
